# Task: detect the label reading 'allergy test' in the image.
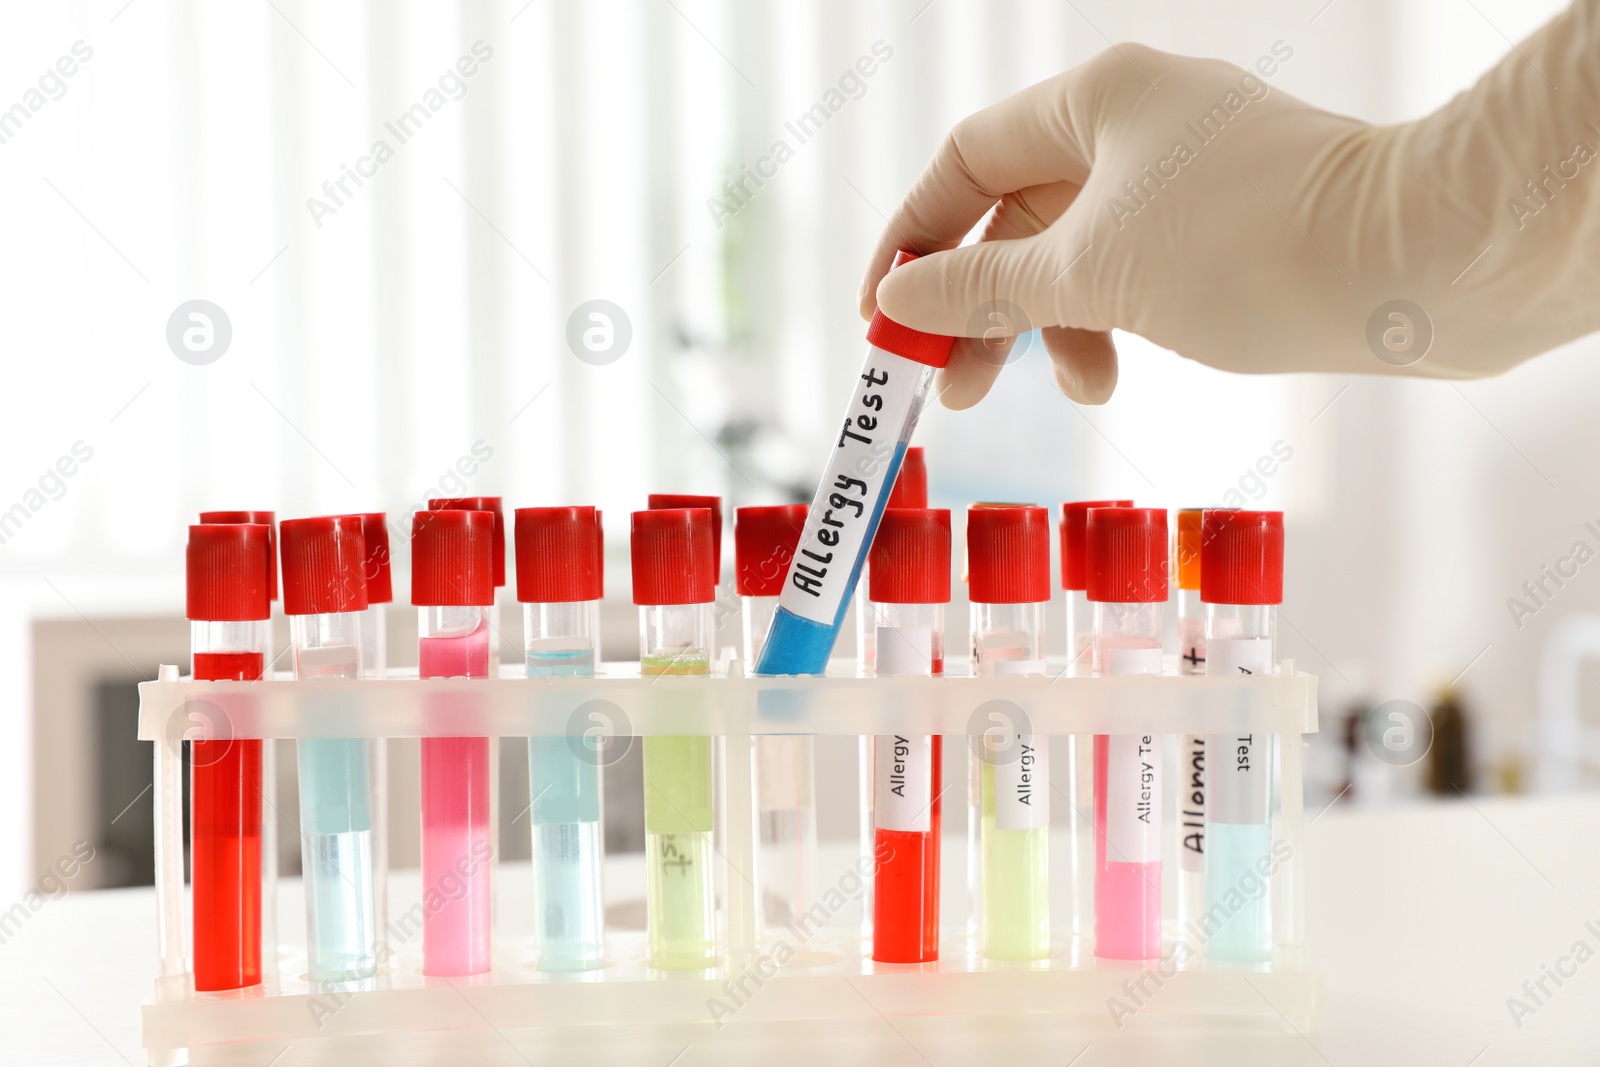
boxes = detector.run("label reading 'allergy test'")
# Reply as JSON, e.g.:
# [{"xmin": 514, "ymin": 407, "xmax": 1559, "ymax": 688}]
[
  {"xmin": 777, "ymin": 348, "xmax": 923, "ymax": 627},
  {"xmin": 1106, "ymin": 644, "xmax": 1162, "ymax": 863}
]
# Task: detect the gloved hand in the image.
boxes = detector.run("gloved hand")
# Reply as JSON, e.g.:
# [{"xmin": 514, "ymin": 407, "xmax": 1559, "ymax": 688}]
[{"xmin": 860, "ymin": 0, "xmax": 1600, "ymax": 407}]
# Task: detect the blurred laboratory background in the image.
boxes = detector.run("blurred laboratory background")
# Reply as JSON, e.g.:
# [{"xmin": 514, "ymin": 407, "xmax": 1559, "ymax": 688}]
[{"xmin": 3, "ymin": 0, "xmax": 1598, "ymax": 898}]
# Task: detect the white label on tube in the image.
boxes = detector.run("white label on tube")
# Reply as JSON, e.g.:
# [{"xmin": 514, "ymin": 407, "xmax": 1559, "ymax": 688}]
[
  {"xmin": 875, "ymin": 734, "xmax": 932, "ymax": 833},
  {"xmin": 1106, "ymin": 645, "xmax": 1162, "ymax": 677},
  {"xmin": 1106, "ymin": 734, "xmax": 1161, "ymax": 863},
  {"xmin": 1105, "ymin": 642, "xmax": 1162, "ymax": 863},
  {"xmin": 996, "ymin": 733, "xmax": 1049, "ymax": 830},
  {"xmin": 992, "ymin": 655, "xmax": 1047, "ymax": 830},
  {"xmin": 1206, "ymin": 637, "xmax": 1274, "ymax": 825},
  {"xmin": 876, "ymin": 625, "xmax": 932, "ymax": 678},
  {"xmin": 777, "ymin": 347, "xmax": 924, "ymax": 627},
  {"xmin": 1179, "ymin": 735, "xmax": 1206, "ymax": 871}
]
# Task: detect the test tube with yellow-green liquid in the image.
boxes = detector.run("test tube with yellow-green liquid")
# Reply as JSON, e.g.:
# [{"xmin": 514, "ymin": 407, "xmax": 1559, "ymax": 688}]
[
  {"xmin": 631, "ymin": 508, "xmax": 719, "ymax": 970},
  {"xmin": 967, "ymin": 505, "xmax": 1052, "ymax": 961}
]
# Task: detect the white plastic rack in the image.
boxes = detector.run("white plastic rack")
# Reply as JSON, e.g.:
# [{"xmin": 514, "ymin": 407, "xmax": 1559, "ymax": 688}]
[{"xmin": 136, "ymin": 658, "xmax": 1320, "ymax": 1065}]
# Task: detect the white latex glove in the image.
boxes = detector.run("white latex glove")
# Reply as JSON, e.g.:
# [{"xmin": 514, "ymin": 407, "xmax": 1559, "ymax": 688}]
[{"xmin": 860, "ymin": 1, "xmax": 1600, "ymax": 407}]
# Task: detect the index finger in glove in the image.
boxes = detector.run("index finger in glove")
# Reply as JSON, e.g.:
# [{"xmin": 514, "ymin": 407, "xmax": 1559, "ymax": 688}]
[{"xmin": 857, "ymin": 68, "xmax": 1098, "ymax": 320}]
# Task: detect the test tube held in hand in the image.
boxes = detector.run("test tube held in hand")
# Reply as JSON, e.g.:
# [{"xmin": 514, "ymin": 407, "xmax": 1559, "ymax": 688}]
[
  {"xmin": 1088, "ymin": 507, "xmax": 1168, "ymax": 961},
  {"xmin": 632, "ymin": 508, "xmax": 719, "ymax": 970},
  {"xmin": 870, "ymin": 508, "xmax": 950, "ymax": 964},
  {"xmin": 756, "ymin": 253, "xmax": 955, "ymax": 677},
  {"xmin": 968, "ymin": 505, "xmax": 1051, "ymax": 961},
  {"xmin": 281, "ymin": 516, "xmax": 379, "ymax": 983},
  {"xmin": 516, "ymin": 506, "xmax": 607, "ymax": 971},
  {"xmin": 1201, "ymin": 509, "xmax": 1285, "ymax": 962},
  {"xmin": 186, "ymin": 522, "xmax": 271, "ymax": 992},
  {"xmin": 413, "ymin": 509, "xmax": 496, "ymax": 976}
]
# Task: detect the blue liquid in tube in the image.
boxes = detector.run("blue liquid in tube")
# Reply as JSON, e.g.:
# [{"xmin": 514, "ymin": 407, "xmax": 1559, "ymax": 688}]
[
  {"xmin": 754, "ymin": 250, "xmax": 953, "ymax": 678},
  {"xmin": 528, "ymin": 647, "xmax": 605, "ymax": 970},
  {"xmin": 299, "ymin": 737, "xmax": 377, "ymax": 982},
  {"xmin": 758, "ymin": 439, "xmax": 909, "ymax": 676},
  {"xmin": 296, "ymin": 644, "xmax": 377, "ymax": 984}
]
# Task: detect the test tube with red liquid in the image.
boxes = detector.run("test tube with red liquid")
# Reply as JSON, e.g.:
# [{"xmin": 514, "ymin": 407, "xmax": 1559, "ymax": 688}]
[
  {"xmin": 186, "ymin": 522, "xmax": 271, "ymax": 991},
  {"xmin": 869, "ymin": 508, "xmax": 949, "ymax": 964}
]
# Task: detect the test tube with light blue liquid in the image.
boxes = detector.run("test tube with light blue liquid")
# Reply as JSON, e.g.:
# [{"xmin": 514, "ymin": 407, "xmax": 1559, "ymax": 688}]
[
  {"xmin": 516, "ymin": 506, "xmax": 606, "ymax": 971},
  {"xmin": 353, "ymin": 512, "xmax": 393, "ymax": 951},
  {"xmin": 754, "ymin": 251, "xmax": 956, "ymax": 678},
  {"xmin": 1201, "ymin": 509, "xmax": 1285, "ymax": 962},
  {"xmin": 280, "ymin": 516, "xmax": 378, "ymax": 984}
]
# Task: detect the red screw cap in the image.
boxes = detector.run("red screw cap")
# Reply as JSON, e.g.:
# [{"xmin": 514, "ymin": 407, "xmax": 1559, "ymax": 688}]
[
  {"xmin": 411, "ymin": 510, "xmax": 495, "ymax": 607},
  {"xmin": 1201, "ymin": 510, "xmax": 1284, "ymax": 606},
  {"xmin": 199, "ymin": 510, "xmax": 277, "ymax": 601},
  {"xmin": 1086, "ymin": 507, "xmax": 1168, "ymax": 604},
  {"xmin": 280, "ymin": 516, "xmax": 369, "ymax": 617},
  {"xmin": 734, "ymin": 504, "xmax": 809, "ymax": 598},
  {"xmin": 186, "ymin": 523, "xmax": 271, "ymax": 621},
  {"xmin": 631, "ymin": 508, "xmax": 715, "ymax": 606},
  {"xmin": 353, "ymin": 513, "xmax": 393, "ymax": 605},
  {"xmin": 648, "ymin": 494, "xmax": 722, "ymax": 584},
  {"xmin": 515, "ymin": 506, "xmax": 603, "ymax": 603},
  {"xmin": 886, "ymin": 447, "xmax": 928, "ymax": 510},
  {"xmin": 1059, "ymin": 499, "xmax": 1134, "ymax": 591},
  {"xmin": 869, "ymin": 508, "xmax": 951, "ymax": 604},
  {"xmin": 968, "ymin": 505, "xmax": 1051, "ymax": 604},
  {"xmin": 428, "ymin": 497, "xmax": 505, "ymax": 588},
  {"xmin": 865, "ymin": 251, "xmax": 957, "ymax": 369}
]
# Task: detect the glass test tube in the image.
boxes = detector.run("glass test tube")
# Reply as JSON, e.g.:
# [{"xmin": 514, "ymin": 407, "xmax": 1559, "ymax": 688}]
[
  {"xmin": 195, "ymin": 511, "xmax": 278, "ymax": 972},
  {"xmin": 414, "ymin": 509, "xmax": 496, "ymax": 976},
  {"xmin": 525, "ymin": 599, "xmax": 605, "ymax": 968},
  {"xmin": 427, "ymin": 496, "xmax": 506, "ymax": 671},
  {"xmin": 1061, "ymin": 500, "xmax": 1132, "ymax": 677},
  {"xmin": 736, "ymin": 504, "xmax": 817, "ymax": 935},
  {"xmin": 872, "ymin": 602, "xmax": 943, "ymax": 963},
  {"xmin": 756, "ymin": 253, "xmax": 954, "ymax": 678},
  {"xmin": 1089, "ymin": 507, "xmax": 1167, "ymax": 961},
  {"xmin": 1059, "ymin": 500, "xmax": 1132, "ymax": 945},
  {"xmin": 519, "ymin": 502, "xmax": 607, "ymax": 972},
  {"xmin": 290, "ymin": 614, "xmax": 377, "ymax": 980},
  {"xmin": 283, "ymin": 516, "xmax": 379, "ymax": 985},
  {"xmin": 186, "ymin": 522, "xmax": 271, "ymax": 993},
  {"xmin": 968, "ymin": 504, "xmax": 1052, "ymax": 961},
  {"xmin": 1202, "ymin": 509, "xmax": 1284, "ymax": 962},
  {"xmin": 355, "ymin": 512, "xmax": 392, "ymax": 955},
  {"xmin": 634, "ymin": 508, "xmax": 719, "ymax": 970},
  {"xmin": 745, "ymin": 592, "xmax": 818, "ymax": 931},
  {"xmin": 641, "ymin": 601, "xmax": 717, "ymax": 968},
  {"xmin": 854, "ymin": 447, "xmax": 928, "ymax": 676},
  {"xmin": 1174, "ymin": 508, "xmax": 1207, "ymax": 929},
  {"xmin": 869, "ymin": 508, "xmax": 949, "ymax": 965}
]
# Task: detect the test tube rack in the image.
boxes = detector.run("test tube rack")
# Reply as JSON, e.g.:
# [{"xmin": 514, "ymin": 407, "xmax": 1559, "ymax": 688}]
[{"xmin": 136, "ymin": 660, "xmax": 1320, "ymax": 1065}]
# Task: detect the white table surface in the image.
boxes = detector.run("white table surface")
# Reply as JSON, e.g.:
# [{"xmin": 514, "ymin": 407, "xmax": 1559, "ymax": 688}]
[{"xmin": 5, "ymin": 794, "xmax": 1598, "ymax": 1066}]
